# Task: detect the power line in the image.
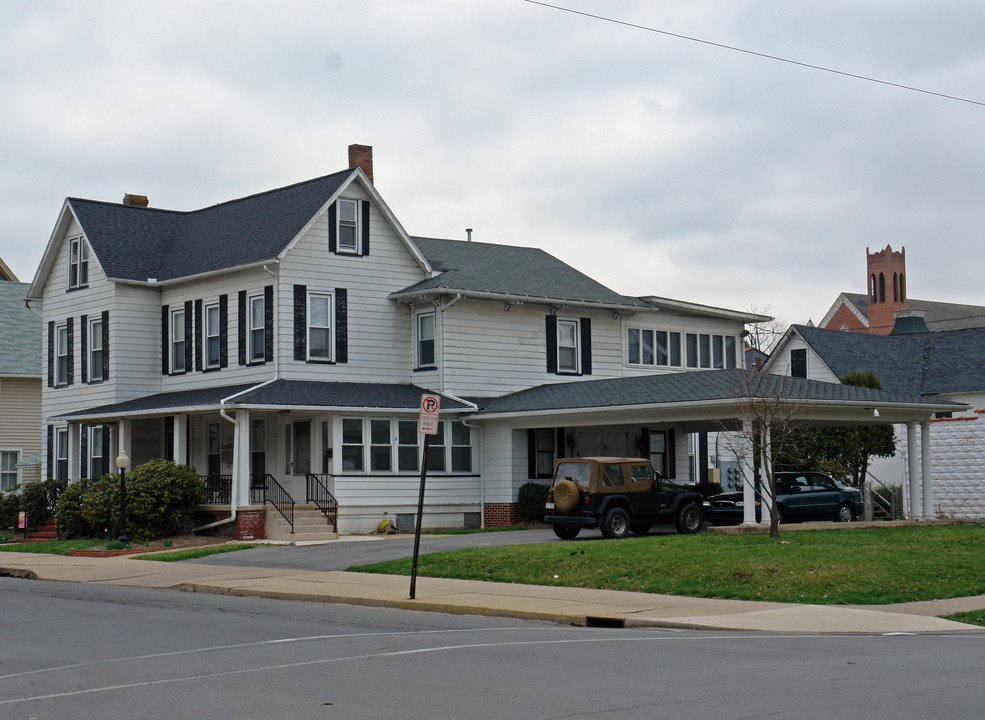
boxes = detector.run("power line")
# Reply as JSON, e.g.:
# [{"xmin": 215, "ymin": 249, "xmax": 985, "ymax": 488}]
[{"xmin": 526, "ymin": 1, "xmax": 985, "ymax": 108}]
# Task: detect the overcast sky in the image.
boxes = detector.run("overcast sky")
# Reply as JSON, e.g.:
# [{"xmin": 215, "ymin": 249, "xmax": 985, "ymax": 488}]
[{"xmin": 2, "ymin": 0, "xmax": 984, "ymax": 329}]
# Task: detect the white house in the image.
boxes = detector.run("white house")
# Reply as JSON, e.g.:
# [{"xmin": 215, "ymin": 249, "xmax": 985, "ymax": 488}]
[{"xmin": 27, "ymin": 145, "xmax": 960, "ymax": 537}]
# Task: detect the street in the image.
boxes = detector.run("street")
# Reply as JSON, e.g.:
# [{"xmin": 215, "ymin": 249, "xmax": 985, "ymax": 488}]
[{"xmin": 3, "ymin": 577, "xmax": 984, "ymax": 719}]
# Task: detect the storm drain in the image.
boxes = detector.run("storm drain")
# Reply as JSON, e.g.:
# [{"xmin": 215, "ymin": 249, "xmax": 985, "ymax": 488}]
[{"xmin": 585, "ymin": 616, "xmax": 625, "ymax": 628}]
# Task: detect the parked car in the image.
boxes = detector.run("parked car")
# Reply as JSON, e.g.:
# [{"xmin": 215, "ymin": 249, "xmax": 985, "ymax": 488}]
[
  {"xmin": 544, "ymin": 457, "xmax": 703, "ymax": 539},
  {"xmin": 702, "ymin": 471, "xmax": 863, "ymax": 525}
]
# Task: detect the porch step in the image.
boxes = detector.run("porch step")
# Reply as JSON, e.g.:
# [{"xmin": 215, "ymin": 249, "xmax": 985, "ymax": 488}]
[
  {"xmin": 265, "ymin": 505, "xmax": 339, "ymax": 541},
  {"xmin": 21, "ymin": 522, "xmax": 59, "ymax": 541}
]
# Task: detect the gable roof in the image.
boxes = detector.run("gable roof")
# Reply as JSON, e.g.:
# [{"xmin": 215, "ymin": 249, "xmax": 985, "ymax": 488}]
[
  {"xmin": 823, "ymin": 292, "xmax": 985, "ymax": 332},
  {"xmin": 782, "ymin": 324, "xmax": 985, "ymax": 396},
  {"xmin": 0, "ymin": 282, "xmax": 41, "ymax": 376},
  {"xmin": 0, "ymin": 256, "xmax": 17, "ymax": 281},
  {"xmin": 392, "ymin": 236, "xmax": 651, "ymax": 310}
]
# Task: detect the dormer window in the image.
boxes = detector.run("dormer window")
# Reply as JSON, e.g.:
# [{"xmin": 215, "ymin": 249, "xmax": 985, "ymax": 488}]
[
  {"xmin": 337, "ymin": 199, "xmax": 359, "ymax": 253},
  {"xmin": 68, "ymin": 237, "xmax": 88, "ymax": 289}
]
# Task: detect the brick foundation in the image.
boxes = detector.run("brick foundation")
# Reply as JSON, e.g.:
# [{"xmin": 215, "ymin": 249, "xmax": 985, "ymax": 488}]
[
  {"xmin": 484, "ymin": 502, "xmax": 521, "ymax": 527},
  {"xmin": 192, "ymin": 508, "xmax": 266, "ymax": 540}
]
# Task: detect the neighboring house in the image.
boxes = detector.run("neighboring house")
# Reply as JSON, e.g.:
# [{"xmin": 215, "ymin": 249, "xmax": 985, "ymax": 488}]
[
  {"xmin": 766, "ymin": 323, "xmax": 985, "ymax": 519},
  {"xmin": 821, "ymin": 245, "xmax": 985, "ymax": 334},
  {"xmin": 27, "ymin": 145, "xmax": 960, "ymax": 536},
  {"xmin": 0, "ymin": 278, "xmax": 43, "ymax": 490}
]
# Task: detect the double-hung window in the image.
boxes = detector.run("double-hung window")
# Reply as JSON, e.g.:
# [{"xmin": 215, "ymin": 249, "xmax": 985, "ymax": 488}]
[
  {"xmin": 416, "ymin": 311, "xmax": 435, "ymax": 368},
  {"xmin": 337, "ymin": 199, "xmax": 359, "ymax": 253},
  {"xmin": 55, "ymin": 324, "xmax": 70, "ymax": 386},
  {"xmin": 426, "ymin": 421, "xmax": 446, "ymax": 472},
  {"xmin": 204, "ymin": 302, "xmax": 221, "ymax": 369},
  {"xmin": 54, "ymin": 428, "xmax": 69, "ymax": 481},
  {"xmin": 89, "ymin": 317, "xmax": 104, "ymax": 382},
  {"xmin": 451, "ymin": 421, "xmax": 472, "ymax": 473},
  {"xmin": 171, "ymin": 308, "xmax": 186, "ymax": 373},
  {"xmin": 68, "ymin": 237, "xmax": 88, "ymax": 289},
  {"xmin": 556, "ymin": 319, "xmax": 579, "ymax": 374},
  {"xmin": 0, "ymin": 451, "xmax": 18, "ymax": 491},
  {"xmin": 370, "ymin": 419, "xmax": 392, "ymax": 472},
  {"xmin": 341, "ymin": 418, "xmax": 364, "ymax": 472},
  {"xmin": 249, "ymin": 295, "xmax": 265, "ymax": 363},
  {"xmin": 89, "ymin": 426, "xmax": 106, "ymax": 479},
  {"xmin": 397, "ymin": 420, "xmax": 419, "ymax": 472},
  {"xmin": 307, "ymin": 293, "xmax": 333, "ymax": 361}
]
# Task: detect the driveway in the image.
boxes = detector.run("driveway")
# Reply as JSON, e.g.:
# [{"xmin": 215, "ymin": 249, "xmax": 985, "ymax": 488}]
[{"xmin": 191, "ymin": 525, "xmax": 681, "ymax": 572}]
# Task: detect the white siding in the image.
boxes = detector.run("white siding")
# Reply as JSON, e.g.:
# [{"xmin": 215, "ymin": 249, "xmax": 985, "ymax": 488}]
[{"xmin": 768, "ymin": 336, "xmax": 840, "ymax": 383}]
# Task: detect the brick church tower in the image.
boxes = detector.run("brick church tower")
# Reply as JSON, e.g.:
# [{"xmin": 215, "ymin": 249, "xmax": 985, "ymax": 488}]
[{"xmin": 866, "ymin": 244, "xmax": 906, "ymax": 334}]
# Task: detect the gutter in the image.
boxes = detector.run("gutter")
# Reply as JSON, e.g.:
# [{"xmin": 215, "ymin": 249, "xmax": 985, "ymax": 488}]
[{"xmin": 389, "ymin": 288, "xmax": 649, "ymax": 315}]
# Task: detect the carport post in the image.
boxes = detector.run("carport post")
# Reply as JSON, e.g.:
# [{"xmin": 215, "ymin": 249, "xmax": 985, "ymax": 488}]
[
  {"xmin": 907, "ymin": 423, "xmax": 920, "ymax": 518},
  {"xmin": 741, "ymin": 417, "xmax": 757, "ymax": 525},
  {"xmin": 921, "ymin": 422, "xmax": 933, "ymax": 519}
]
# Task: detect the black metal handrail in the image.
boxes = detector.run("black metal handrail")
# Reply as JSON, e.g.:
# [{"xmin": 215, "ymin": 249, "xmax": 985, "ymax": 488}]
[
  {"xmin": 199, "ymin": 475, "xmax": 232, "ymax": 505},
  {"xmin": 250, "ymin": 474, "xmax": 294, "ymax": 533},
  {"xmin": 306, "ymin": 473, "xmax": 339, "ymax": 532},
  {"xmin": 21, "ymin": 479, "xmax": 68, "ymax": 539}
]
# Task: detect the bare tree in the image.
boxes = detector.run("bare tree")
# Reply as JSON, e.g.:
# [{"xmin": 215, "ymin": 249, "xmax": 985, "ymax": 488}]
[
  {"xmin": 720, "ymin": 371, "xmax": 806, "ymax": 539},
  {"xmin": 745, "ymin": 304, "xmax": 790, "ymax": 355}
]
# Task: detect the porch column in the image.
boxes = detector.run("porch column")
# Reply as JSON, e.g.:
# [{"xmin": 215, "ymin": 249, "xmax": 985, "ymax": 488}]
[
  {"xmin": 907, "ymin": 422, "xmax": 920, "ymax": 518},
  {"xmin": 67, "ymin": 422, "xmax": 80, "ymax": 482},
  {"xmin": 741, "ymin": 418, "xmax": 757, "ymax": 525},
  {"xmin": 116, "ymin": 419, "xmax": 131, "ymax": 471},
  {"xmin": 921, "ymin": 421, "xmax": 933, "ymax": 519},
  {"xmin": 173, "ymin": 414, "xmax": 188, "ymax": 466},
  {"xmin": 233, "ymin": 409, "xmax": 251, "ymax": 507}
]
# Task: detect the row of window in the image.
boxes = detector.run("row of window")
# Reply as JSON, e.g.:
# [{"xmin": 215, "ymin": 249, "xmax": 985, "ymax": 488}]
[
  {"xmin": 47, "ymin": 425, "xmax": 108, "ymax": 482},
  {"xmin": 627, "ymin": 328, "xmax": 738, "ymax": 370},
  {"xmin": 48, "ymin": 312, "xmax": 108, "ymax": 387}
]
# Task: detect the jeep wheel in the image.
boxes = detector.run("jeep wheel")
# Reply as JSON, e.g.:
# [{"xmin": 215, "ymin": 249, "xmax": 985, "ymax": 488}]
[
  {"xmin": 552, "ymin": 523, "xmax": 580, "ymax": 540},
  {"xmin": 630, "ymin": 521, "xmax": 652, "ymax": 536},
  {"xmin": 675, "ymin": 503, "xmax": 703, "ymax": 534},
  {"xmin": 552, "ymin": 480, "xmax": 580, "ymax": 514},
  {"xmin": 600, "ymin": 507, "xmax": 630, "ymax": 539}
]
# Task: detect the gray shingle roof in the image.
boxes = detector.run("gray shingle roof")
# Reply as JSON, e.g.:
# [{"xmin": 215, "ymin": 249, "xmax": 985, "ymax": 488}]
[
  {"xmin": 0, "ymin": 282, "xmax": 41, "ymax": 375},
  {"xmin": 58, "ymin": 380, "xmax": 472, "ymax": 419},
  {"xmin": 796, "ymin": 323, "xmax": 985, "ymax": 396},
  {"xmin": 475, "ymin": 368, "xmax": 949, "ymax": 415},
  {"xmin": 396, "ymin": 236, "xmax": 649, "ymax": 308},
  {"xmin": 69, "ymin": 170, "xmax": 354, "ymax": 282},
  {"xmin": 842, "ymin": 292, "xmax": 985, "ymax": 331}
]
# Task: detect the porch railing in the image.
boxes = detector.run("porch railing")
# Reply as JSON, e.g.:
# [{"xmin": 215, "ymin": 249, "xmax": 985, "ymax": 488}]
[
  {"xmin": 250, "ymin": 474, "xmax": 295, "ymax": 534},
  {"xmin": 199, "ymin": 475, "xmax": 232, "ymax": 505},
  {"xmin": 306, "ymin": 473, "xmax": 339, "ymax": 532}
]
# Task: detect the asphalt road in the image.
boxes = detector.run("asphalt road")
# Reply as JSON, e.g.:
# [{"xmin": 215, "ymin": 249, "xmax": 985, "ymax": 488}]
[
  {"xmin": 189, "ymin": 526, "xmax": 680, "ymax": 571},
  {"xmin": 4, "ymin": 578, "xmax": 985, "ymax": 719}
]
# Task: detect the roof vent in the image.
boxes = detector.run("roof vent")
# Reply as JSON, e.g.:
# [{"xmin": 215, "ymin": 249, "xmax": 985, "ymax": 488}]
[
  {"xmin": 889, "ymin": 308, "xmax": 930, "ymax": 335},
  {"xmin": 123, "ymin": 194, "xmax": 149, "ymax": 207}
]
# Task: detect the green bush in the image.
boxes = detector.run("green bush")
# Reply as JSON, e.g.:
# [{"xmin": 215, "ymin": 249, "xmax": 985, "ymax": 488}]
[
  {"xmin": 19, "ymin": 479, "xmax": 66, "ymax": 530},
  {"xmin": 516, "ymin": 481, "xmax": 550, "ymax": 522},
  {"xmin": 54, "ymin": 460, "xmax": 205, "ymax": 542},
  {"xmin": 0, "ymin": 491, "xmax": 20, "ymax": 530}
]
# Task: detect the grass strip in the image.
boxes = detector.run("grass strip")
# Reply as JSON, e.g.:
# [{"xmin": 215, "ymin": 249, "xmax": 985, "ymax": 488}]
[
  {"xmin": 941, "ymin": 609, "xmax": 985, "ymax": 627},
  {"xmin": 135, "ymin": 544, "xmax": 260, "ymax": 561},
  {"xmin": 351, "ymin": 524, "xmax": 985, "ymax": 605}
]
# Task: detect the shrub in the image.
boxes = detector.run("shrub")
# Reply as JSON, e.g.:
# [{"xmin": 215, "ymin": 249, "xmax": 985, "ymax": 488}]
[
  {"xmin": 54, "ymin": 478, "xmax": 93, "ymax": 539},
  {"xmin": 18, "ymin": 479, "xmax": 66, "ymax": 530},
  {"xmin": 516, "ymin": 481, "xmax": 550, "ymax": 522},
  {"xmin": 0, "ymin": 490, "xmax": 20, "ymax": 530}
]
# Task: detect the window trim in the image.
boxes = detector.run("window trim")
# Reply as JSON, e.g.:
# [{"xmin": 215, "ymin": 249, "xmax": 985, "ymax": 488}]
[
  {"xmin": 88, "ymin": 316, "xmax": 104, "ymax": 382},
  {"xmin": 0, "ymin": 450, "xmax": 19, "ymax": 492},
  {"xmin": 170, "ymin": 308, "xmax": 186, "ymax": 374},
  {"xmin": 341, "ymin": 417, "xmax": 365, "ymax": 472},
  {"xmin": 416, "ymin": 310, "xmax": 435, "ymax": 369},
  {"xmin": 627, "ymin": 327, "xmax": 682, "ymax": 368},
  {"xmin": 55, "ymin": 323, "xmax": 70, "ymax": 386},
  {"xmin": 248, "ymin": 294, "xmax": 265, "ymax": 364},
  {"xmin": 89, "ymin": 426, "xmax": 106, "ymax": 480},
  {"xmin": 54, "ymin": 427, "xmax": 69, "ymax": 482},
  {"xmin": 790, "ymin": 348, "xmax": 808, "ymax": 379},
  {"xmin": 307, "ymin": 291, "xmax": 334, "ymax": 362},
  {"xmin": 556, "ymin": 318, "xmax": 580, "ymax": 374},
  {"xmin": 68, "ymin": 236, "xmax": 89, "ymax": 290},
  {"xmin": 336, "ymin": 198, "xmax": 360, "ymax": 254},
  {"xmin": 370, "ymin": 418, "xmax": 393, "ymax": 473},
  {"xmin": 204, "ymin": 301, "xmax": 221, "ymax": 369}
]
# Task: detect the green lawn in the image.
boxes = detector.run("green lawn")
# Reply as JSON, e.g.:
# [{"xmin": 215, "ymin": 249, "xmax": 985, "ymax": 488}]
[
  {"xmin": 0, "ymin": 538, "xmax": 112, "ymax": 555},
  {"xmin": 351, "ymin": 524, "xmax": 985, "ymax": 605}
]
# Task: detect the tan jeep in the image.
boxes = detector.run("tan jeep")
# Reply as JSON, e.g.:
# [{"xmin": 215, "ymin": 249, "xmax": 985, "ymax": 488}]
[{"xmin": 544, "ymin": 457, "xmax": 703, "ymax": 539}]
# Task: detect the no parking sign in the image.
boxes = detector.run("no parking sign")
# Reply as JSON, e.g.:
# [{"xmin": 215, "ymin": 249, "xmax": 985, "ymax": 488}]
[{"xmin": 418, "ymin": 393, "xmax": 440, "ymax": 435}]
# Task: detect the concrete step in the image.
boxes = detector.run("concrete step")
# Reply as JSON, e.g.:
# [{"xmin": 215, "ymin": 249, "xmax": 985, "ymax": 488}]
[{"xmin": 265, "ymin": 506, "xmax": 338, "ymax": 541}]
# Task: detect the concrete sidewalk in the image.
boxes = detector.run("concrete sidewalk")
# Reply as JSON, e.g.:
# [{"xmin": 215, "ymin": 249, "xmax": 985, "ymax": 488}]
[{"xmin": 2, "ymin": 548, "xmax": 982, "ymax": 634}]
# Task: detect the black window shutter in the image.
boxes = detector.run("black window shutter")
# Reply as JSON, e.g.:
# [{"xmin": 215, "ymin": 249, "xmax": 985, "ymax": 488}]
[
  {"xmin": 545, "ymin": 315, "xmax": 558, "ymax": 373},
  {"xmin": 80, "ymin": 424, "xmax": 88, "ymax": 479},
  {"xmin": 335, "ymin": 288, "xmax": 347, "ymax": 363},
  {"xmin": 101, "ymin": 425, "xmax": 110, "ymax": 467},
  {"xmin": 237, "ymin": 291, "xmax": 246, "ymax": 365},
  {"xmin": 101, "ymin": 310, "xmax": 110, "ymax": 380},
  {"xmin": 80, "ymin": 314, "xmax": 88, "ymax": 383},
  {"xmin": 184, "ymin": 300, "xmax": 193, "ymax": 372},
  {"xmin": 66, "ymin": 317, "xmax": 74, "ymax": 385},
  {"xmin": 47, "ymin": 425, "xmax": 53, "ymax": 479},
  {"xmin": 667, "ymin": 428, "xmax": 677, "ymax": 480},
  {"xmin": 219, "ymin": 295, "xmax": 228, "ymax": 368},
  {"xmin": 361, "ymin": 200, "xmax": 370, "ymax": 256},
  {"xmin": 294, "ymin": 284, "xmax": 307, "ymax": 361},
  {"xmin": 527, "ymin": 430, "xmax": 537, "ymax": 478},
  {"xmin": 47, "ymin": 321, "xmax": 54, "ymax": 387},
  {"xmin": 161, "ymin": 305, "xmax": 170, "ymax": 375},
  {"xmin": 263, "ymin": 285, "xmax": 274, "ymax": 362},
  {"xmin": 580, "ymin": 317, "xmax": 592, "ymax": 375},
  {"xmin": 328, "ymin": 202, "xmax": 337, "ymax": 253},
  {"xmin": 194, "ymin": 299, "xmax": 203, "ymax": 371}
]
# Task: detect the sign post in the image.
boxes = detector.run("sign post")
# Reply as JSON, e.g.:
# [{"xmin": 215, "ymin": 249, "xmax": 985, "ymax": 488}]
[{"xmin": 410, "ymin": 393, "xmax": 440, "ymax": 599}]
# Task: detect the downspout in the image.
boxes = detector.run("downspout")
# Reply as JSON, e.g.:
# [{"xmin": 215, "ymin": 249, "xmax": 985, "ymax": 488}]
[
  {"xmin": 191, "ymin": 378, "xmax": 279, "ymax": 533},
  {"xmin": 24, "ymin": 298, "xmax": 43, "ymax": 318},
  {"xmin": 442, "ymin": 391, "xmax": 484, "ymax": 526}
]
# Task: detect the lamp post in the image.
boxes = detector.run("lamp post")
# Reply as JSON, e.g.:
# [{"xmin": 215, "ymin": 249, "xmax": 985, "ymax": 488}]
[{"xmin": 117, "ymin": 450, "xmax": 130, "ymax": 545}]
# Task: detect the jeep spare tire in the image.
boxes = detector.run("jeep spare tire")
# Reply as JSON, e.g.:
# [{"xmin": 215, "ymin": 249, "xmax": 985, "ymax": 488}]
[{"xmin": 552, "ymin": 479, "xmax": 580, "ymax": 514}]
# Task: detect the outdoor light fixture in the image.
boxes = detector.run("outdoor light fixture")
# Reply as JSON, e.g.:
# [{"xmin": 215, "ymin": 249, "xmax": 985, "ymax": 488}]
[
  {"xmin": 873, "ymin": 408, "xmax": 880, "ymax": 418},
  {"xmin": 117, "ymin": 450, "xmax": 130, "ymax": 545}
]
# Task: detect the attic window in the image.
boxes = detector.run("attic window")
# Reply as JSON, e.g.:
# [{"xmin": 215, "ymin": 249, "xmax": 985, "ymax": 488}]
[
  {"xmin": 337, "ymin": 199, "xmax": 359, "ymax": 253},
  {"xmin": 68, "ymin": 237, "xmax": 88, "ymax": 290}
]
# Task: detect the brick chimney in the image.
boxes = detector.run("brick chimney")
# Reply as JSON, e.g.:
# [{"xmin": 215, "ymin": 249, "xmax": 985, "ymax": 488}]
[
  {"xmin": 122, "ymin": 194, "xmax": 149, "ymax": 207},
  {"xmin": 348, "ymin": 144, "xmax": 373, "ymax": 184}
]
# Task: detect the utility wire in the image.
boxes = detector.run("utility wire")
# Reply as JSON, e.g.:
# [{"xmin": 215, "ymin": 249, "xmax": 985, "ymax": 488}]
[{"xmin": 526, "ymin": 1, "xmax": 985, "ymax": 108}]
